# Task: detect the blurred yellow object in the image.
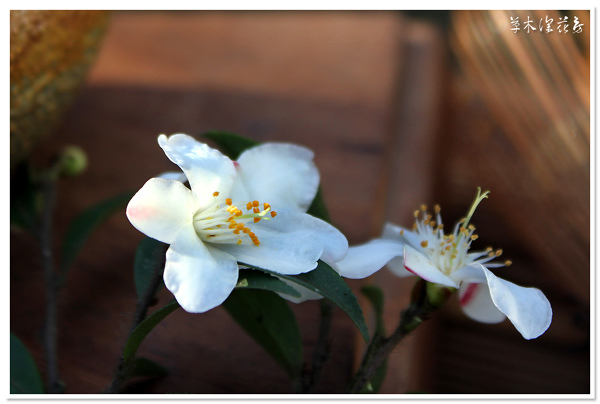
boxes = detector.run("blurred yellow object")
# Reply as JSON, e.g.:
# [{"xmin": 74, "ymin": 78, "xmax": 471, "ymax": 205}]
[
  {"xmin": 10, "ymin": 10, "xmax": 110, "ymax": 167},
  {"xmin": 451, "ymin": 10, "xmax": 590, "ymax": 301}
]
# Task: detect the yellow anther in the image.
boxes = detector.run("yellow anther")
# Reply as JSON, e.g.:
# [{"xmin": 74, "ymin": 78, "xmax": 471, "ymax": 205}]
[
  {"xmin": 495, "ymin": 249, "xmax": 503, "ymax": 257},
  {"xmin": 249, "ymin": 232, "xmax": 256, "ymax": 239},
  {"xmin": 229, "ymin": 223, "xmax": 237, "ymax": 229},
  {"xmin": 504, "ymin": 260, "xmax": 512, "ymax": 266},
  {"xmin": 434, "ymin": 204, "xmax": 441, "ymax": 214},
  {"xmin": 233, "ymin": 229, "xmax": 240, "ymax": 234},
  {"xmin": 421, "ymin": 240, "xmax": 428, "ymax": 248},
  {"xmin": 253, "ymin": 207, "xmax": 260, "ymax": 213},
  {"xmin": 253, "ymin": 200, "xmax": 259, "ymax": 207},
  {"xmin": 488, "ymin": 251, "xmax": 495, "ymax": 257},
  {"xmin": 414, "ymin": 210, "xmax": 420, "ymax": 218},
  {"xmin": 254, "ymin": 218, "xmax": 261, "ymax": 223},
  {"xmin": 424, "ymin": 219, "xmax": 430, "ymax": 225},
  {"xmin": 226, "ymin": 198, "xmax": 232, "ymax": 206},
  {"xmin": 412, "ymin": 223, "xmax": 418, "ymax": 230},
  {"xmin": 459, "ymin": 218, "xmax": 466, "ymax": 224},
  {"xmin": 213, "ymin": 191, "xmax": 220, "ymax": 197},
  {"xmin": 235, "ymin": 210, "xmax": 242, "ymax": 217},
  {"xmin": 451, "ymin": 254, "xmax": 456, "ymax": 259},
  {"xmin": 421, "ymin": 204, "xmax": 427, "ymax": 211},
  {"xmin": 264, "ymin": 203, "xmax": 270, "ymax": 210},
  {"xmin": 253, "ymin": 239, "xmax": 260, "ymax": 246},
  {"xmin": 486, "ymin": 247, "xmax": 493, "ymax": 252},
  {"xmin": 470, "ymin": 234, "xmax": 479, "ymax": 240},
  {"xmin": 246, "ymin": 202, "xmax": 253, "ymax": 210},
  {"xmin": 271, "ymin": 211, "xmax": 277, "ymax": 218},
  {"xmin": 468, "ymin": 224, "xmax": 475, "ymax": 231},
  {"xmin": 399, "ymin": 229, "xmax": 404, "ymax": 236},
  {"xmin": 429, "ymin": 221, "xmax": 436, "ymax": 227},
  {"xmin": 237, "ymin": 239, "xmax": 242, "ymax": 245},
  {"xmin": 243, "ymin": 227, "xmax": 251, "ymax": 234},
  {"xmin": 445, "ymin": 245, "xmax": 451, "ymax": 251},
  {"xmin": 236, "ymin": 223, "xmax": 245, "ymax": 231}
]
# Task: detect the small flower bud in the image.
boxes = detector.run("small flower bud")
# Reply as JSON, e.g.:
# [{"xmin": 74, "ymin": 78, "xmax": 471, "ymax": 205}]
[
  {"xmin": 425, "ymin": 282, "xmax": 456, "ymax": 309},
  {"xmin": 56, "ymin": 145, "xmax": 87, "ymax": 177}
]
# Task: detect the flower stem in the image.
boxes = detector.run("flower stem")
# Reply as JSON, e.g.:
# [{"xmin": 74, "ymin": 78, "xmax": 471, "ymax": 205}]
[
  {"xmin": 39, "ymin": 175, "xmax": 62, "ymax": 394},
  {"xmin": 301, "ymin": 299, "xmax": 334, "ymax": 393},
  {"xmin": 347, "ymin": 281, "xmax": 441, "ymax": 394},
  {"xmin": 106, "ymin": 249, "xmax": 166, "ymax": 394}
]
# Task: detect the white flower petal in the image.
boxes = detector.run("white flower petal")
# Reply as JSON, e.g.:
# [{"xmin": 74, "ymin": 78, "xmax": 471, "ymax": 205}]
[
  {"xmin": 458, "ymin": 282, "xmax": 507, "ymax": 324},
  {"xmin": 336, "ymin": 239, "xmax": 403, "ymax": 279},
  {"xmin": 236, "ymin": 143, "xmax": 319, "ymax": 212},
  {"xmin": 215, "ymin": 212, "xmax": 326, "ymax": 275},
  {"xmin": 156, "ymin": 171, "xmax": 188, "ymax": 183},
  {"xmin": 480, "ymin": 266, "xmax": 552, "ymax": 339},
  {"xmin": 126, "ymin": 178, "xmax": 194, "ymax": 244},
  {"xmin": 403, "ymin": 245, "xmax": 458, "ymax": 288},
  {"xmin": 268, "ymin": 209, "xmax": 348, "ymax": 264},
  {"xmin": 163, "ymin": 226, "xmax": 239, "ymax": 313},
  {"xmin": 158, "ymin": 134, "xmax": 236, "ymax": 209}
]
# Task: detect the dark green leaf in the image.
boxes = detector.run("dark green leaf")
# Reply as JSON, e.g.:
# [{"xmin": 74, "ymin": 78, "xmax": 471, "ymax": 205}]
[
  {"xmin": 223, "ymin": 289, "xmax": 303, "ymax": 379},
  {"xmin": 134, "ymin": 237, "xmax": 167, "ymax": 301},
  {"xmin": 250, "ymin": 261, "xmax": 369, "ymax": 342},
  {"xmin": 10, "ymin": 333, "xmax": 44, "ymax": 394},
  {"xmin": 129, "ymin": 357, "xmax": 168, "ymax": 379},
  {"xmin": 236, "ymin": 268, "xmax": 301, "ymax": 298},
  {"xmin": 60, "ymin": 191, "xmax": 134, "ymax": 276},
  {"xmin": 306, "ymin": 186, "xmax": 331, "ymax": 223},
  {"xmin": 202, "ymin": 131, "xmax": 259, "ymax": 160},
  {"xmin": 123, "ymin": 300, "xmax": 180, "ymax": 363}
]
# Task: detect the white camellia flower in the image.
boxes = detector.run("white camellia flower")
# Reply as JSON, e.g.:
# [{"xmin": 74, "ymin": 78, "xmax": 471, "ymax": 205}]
[
  {"xmin": 336, "ymin": 189, "xmax": 552, "ymax": 340},
  {"xmin": 127, "ymin": 134, "xmax": 348, "ymax": 313}
]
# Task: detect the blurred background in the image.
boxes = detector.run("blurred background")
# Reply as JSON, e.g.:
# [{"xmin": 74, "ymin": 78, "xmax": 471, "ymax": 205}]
[{"xmin": 10, "ymin": 10, "xmax": 590, "ymax": 394}]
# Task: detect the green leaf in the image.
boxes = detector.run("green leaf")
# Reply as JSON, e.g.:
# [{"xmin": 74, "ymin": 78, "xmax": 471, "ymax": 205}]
[
  {"xmin": 222, "ymin": 289, "xmax": 303, "ymax": 379},
  {"xmin": 250, "ymin": 261, "xmax": 370, "ymax": 343},
  {"xmin": 236, "ymin": 268, "xmax": 301, "ymax": 298},
  {"xmin": 60, "ymin": 191, "xmax": 135, "ymax": 276},
  {"xmin": 123, "ymin": 300, "xmax": 180, "ymax": 363},
  {"xmin": 134, "ymin": 237, "xmax": 167, "ymax": 301},
  {"xmin": 129, "ymin": 357, "xmax": 168, "ymax": 379},
  {"xmin": 10, "ymin": 333, "xmax": 44, "ymax": 394},
  {"xmin": 202, "ymin": 131, "xmax": 259, "ymax": 160}
]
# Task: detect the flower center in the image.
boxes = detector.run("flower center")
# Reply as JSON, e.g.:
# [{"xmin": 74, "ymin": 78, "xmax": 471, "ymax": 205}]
[
  {"xmin": 192, "ymin": 191, "xmax": 277, "ymax": 247},
  {"xmin": 409, "ymin": 188, "xmax": 510, "ymax": 275}
]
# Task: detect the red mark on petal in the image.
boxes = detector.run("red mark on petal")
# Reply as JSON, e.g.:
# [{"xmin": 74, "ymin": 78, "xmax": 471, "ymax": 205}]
[
  {"xmin": 460, "ymin": 283, "xmax": 479, "ymax": 306},
  {"xmin": 404, "ymin": 264, "xmax": 418, "ymax": 276},
  {"xmin": 127, "ymin": 205, "xmax": 155, "ymax": 220},
  {"xmin": 233, "ymin": 161, "xmax": 240, "ymax": 168}
]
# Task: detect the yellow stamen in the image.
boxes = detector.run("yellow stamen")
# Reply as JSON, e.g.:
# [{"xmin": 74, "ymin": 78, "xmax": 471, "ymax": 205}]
[
  {"xmin": 421, "ymin": 240, "xmax": 428, "ymax": 248},
  {"xmin": 271, "ymin": 211, "xmax": 277, "ymax": 218},
  {"xmin": 504, "ymin": 260, "xmax": 512, "ymax": 266},
  {"xmin": 213, "ymin": 191, "xmax": 220, "ymax": 197},
  {"xmin": 252, "ymin": 200, "xmax": 259, "ymax": 207},
  {"xmin": 226, "ymin": 198, "xmax": 232, "ymax": 206}
]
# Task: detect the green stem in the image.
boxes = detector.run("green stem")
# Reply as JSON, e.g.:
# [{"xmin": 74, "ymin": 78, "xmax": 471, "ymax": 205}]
[
  {"xmin": 347, "ymin": 281, "xmax": 441, "ymax": 394},
  {"xmin": 39, "ymin": 175, "xmax": 62, "ymax": 394},
  {"xmin": 106, "ymin": 252, "xmax": 165, "ymax": 394},
  {"xmin": 301, "ymin": 299, "xmax": 334, "ymax": 393}
]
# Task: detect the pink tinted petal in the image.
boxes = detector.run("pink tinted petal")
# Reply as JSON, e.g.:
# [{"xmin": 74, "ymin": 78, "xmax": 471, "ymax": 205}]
[
  {"xmin": 158, "ymin": 134, "xmax": 236, "ymax": 209},
  {"xmin": 163, "ymin": 226, "xmax": 239, "ymax": 313},
  {"xmin": 403, "ymin": 245, "xmax": 458, "ymax": 288},
  {"xmin": 482, "ymin": 267, "xmax": 552, "ymax": 339},
  {"xmin": 236, "ymin": 143, "xmax": 319, "ymax": 212},
  {"xmin": 335, "ymin": 239, "xmax": 403, "ymax": 279},
  {"xmin": 127, "ymin": 178, "xmax": 194, "ymax": 244},
  {"xmin": 459, "ymin": 282, "xmax": 507, "ymax": 324}
]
